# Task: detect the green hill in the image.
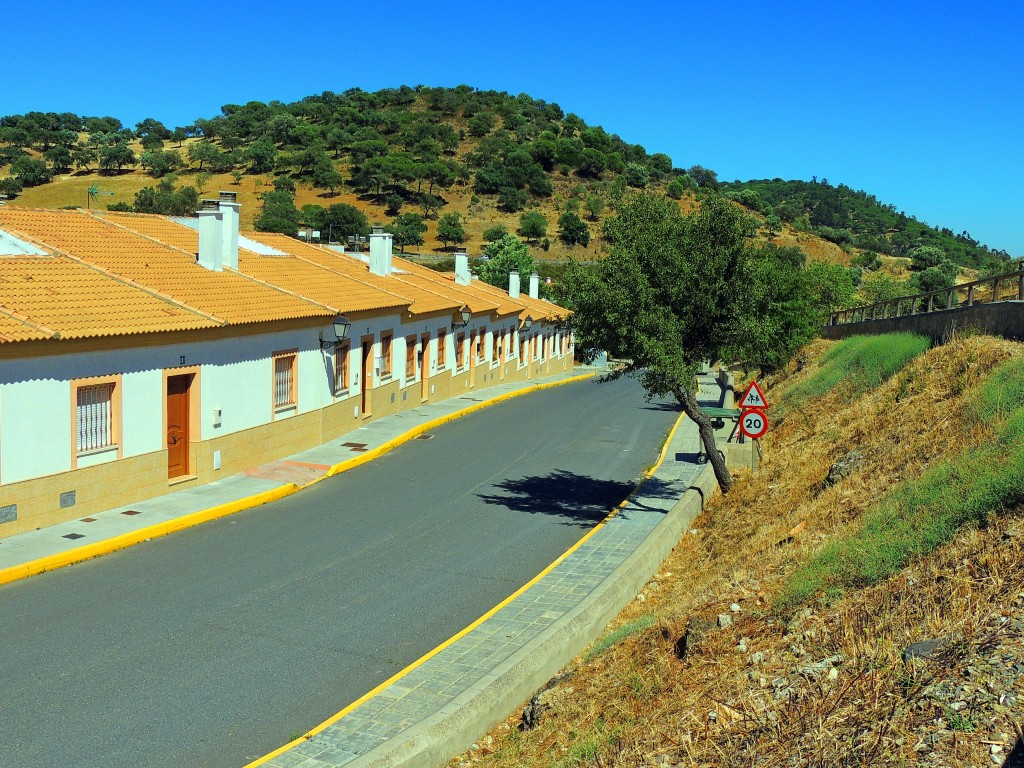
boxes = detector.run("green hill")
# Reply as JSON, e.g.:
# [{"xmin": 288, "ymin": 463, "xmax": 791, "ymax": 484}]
[
  {"xmin": 721, "ymin": 177, "xmax": 1009, "ymax": 270},
  {"xmin": 0, "ymin": 87, "xmax": 1009, "ymax": 276},
  {"xmin": 0, "ymin": 87, "xmax": 690, "ymax": 261}
]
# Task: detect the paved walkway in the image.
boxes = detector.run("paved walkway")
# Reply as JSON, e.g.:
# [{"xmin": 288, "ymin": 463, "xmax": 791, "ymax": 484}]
[{"xmin": 0, "ymin": 369, "xmax": 595, "ymax": 578}]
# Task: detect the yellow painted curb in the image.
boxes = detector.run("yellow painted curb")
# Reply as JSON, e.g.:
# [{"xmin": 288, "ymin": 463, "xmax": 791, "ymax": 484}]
[
  {"xmin": 0, "ymin": 373, "xmax": 595, "ymax": 589},
  {"xmin": 244, "ymin": 402, "xmax": 686, "ymax": 768},
  {"xmin": 0, "ymin": 484, "xmax": 300, "ymax": 588},
  {"xmin": 646, "ymin": 405, "xmax": 686, "ymax": 478}
]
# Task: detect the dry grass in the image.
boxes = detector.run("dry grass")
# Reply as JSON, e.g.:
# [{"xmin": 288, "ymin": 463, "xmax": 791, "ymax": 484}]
[
  {"xmin": 9, "ymin": 151, "xmax": 609, "ymax": 261},
  {"xmin": 769, "ymin": 225, "xmax": 851, "ymax": 265},
  {"xmin": 450, "ymin": 334, "xmax": 1024, "ymax": 768}
]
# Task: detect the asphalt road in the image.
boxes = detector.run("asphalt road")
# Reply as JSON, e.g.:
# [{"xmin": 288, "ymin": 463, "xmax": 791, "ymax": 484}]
[{"xmin": 0, "ymin": 376, "xmax": 679, "ymax": 768}]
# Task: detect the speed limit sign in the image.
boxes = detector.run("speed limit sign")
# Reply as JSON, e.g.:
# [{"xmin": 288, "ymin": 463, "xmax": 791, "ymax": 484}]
[{"xmin": 739, "ymin": 408, "xmax": 769, "ymax": 440}]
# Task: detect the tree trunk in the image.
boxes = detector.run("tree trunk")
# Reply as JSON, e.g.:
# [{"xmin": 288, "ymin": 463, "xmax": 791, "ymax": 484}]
[{"xmin": 676, "ymin": 386, "xmax": 732, "ymax": 493}]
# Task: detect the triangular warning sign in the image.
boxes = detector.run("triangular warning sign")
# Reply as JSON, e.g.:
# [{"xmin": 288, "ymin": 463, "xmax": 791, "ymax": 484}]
[{"xmin": 738, "ymin": 380, "xmax": 769, "ymax": 409}]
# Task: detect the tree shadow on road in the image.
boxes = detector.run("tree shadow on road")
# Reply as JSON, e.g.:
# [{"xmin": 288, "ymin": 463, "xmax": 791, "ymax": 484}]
[
  {"xmin": 477, "ymin": 468, "xmax": 681, "ymax": 526},
  {"xmin": 641, "ymin": 402, "xmax": 683, "ymax": 412}
]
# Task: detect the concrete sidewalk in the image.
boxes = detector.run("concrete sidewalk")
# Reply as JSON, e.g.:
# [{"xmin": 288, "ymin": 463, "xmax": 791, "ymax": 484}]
[
  {"xmin": 249, "ymin": 373, "xmax": 726, "ymax": 768},
  {"xmin": 0, "ymin": 369, "xmax": 597, "ymax": 584}
]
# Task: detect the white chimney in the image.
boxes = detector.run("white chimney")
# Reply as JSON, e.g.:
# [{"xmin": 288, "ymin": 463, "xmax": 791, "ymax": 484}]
[
  {"xmin": 509, "ymin": 269, "xmax": 521, "ymax": 298},
  {"xmin": 454, "ymin": 251, "xmax": 471, "ymax": 286},
  {"xmin": 529, "ymin": 271, "xmax": 539, "ymax": 299},
  {"xmin": 368, "ymin": 226, "xmax": 393, "ymax": 276},
  {"xmin": 197, "ymin": 199, "xmax": 223, "ymax": 271},
  {"xmin": 218, "ymin": 191, "xmax": 240, "ymax": 270}
]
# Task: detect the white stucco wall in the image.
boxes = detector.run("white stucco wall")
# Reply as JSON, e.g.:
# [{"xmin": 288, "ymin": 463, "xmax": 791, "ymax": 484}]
[
  {"xmin": 0, "ymin": 307, "xmax": 552, "ymax": 488},
  {"xmin": 0, "ymin": 377, "xmax": 71, "ymax": 483},
  {"xmin": 123, "ymin": 369, "xmax": 163, "ymax": 455},
  {"xmin": 0, "ymin": 322, "xmax": 345, "ymax": 485}
]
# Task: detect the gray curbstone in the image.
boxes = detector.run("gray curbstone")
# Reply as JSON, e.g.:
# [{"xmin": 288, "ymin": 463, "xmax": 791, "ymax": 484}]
[{"xmin": 343, "ymin": 464, "xmax": 718, "ymax": 768}]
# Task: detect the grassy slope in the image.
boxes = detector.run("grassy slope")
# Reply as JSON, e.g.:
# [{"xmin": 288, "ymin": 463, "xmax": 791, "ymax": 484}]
[{"xmin": 450, "ymin": 333, "xmax": 1024, "ymax": 768}]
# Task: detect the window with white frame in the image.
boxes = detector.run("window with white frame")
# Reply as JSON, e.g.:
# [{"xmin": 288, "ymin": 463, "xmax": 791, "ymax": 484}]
[{"xmin": 76, "ymin": 383, "xmax": 115, "ymax": 453}]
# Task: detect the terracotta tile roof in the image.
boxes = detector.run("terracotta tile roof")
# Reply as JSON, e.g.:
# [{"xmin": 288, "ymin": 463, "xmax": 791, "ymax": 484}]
[
  {"xmin": 239, "ymin": 254, "xmax": 409, "ymax": 313},
  {"xmin": 0, "ymin": 208, "xmax": 331, "ymax": 326},
  {"xmin": 101, "ymin": 213, "xmax": 409, "ymax": 314},
  {"xmin": 99, "ymin": 211, "xmax": 197, "ymax": 252},
  {"xmin": 390, "ymin": 258, "xmax": 524, "ymax": 317},
  {"xmin": 413, "ymin": 263, "xmax": 569, "ymax": 321},
  {"xmin": 466, "ymin": 277, "xmax": 569, "ymax": 323},
  {"xmin": 387, "ymin": 272, "xmax": 475, "ymax": 316},
  {"xmin": 0, "ymin": 307, "xmax": 54, "ymax": 342},
  {"xmin": 0, "ymin": 206, "xmax": 570, "ymax": 349},
  {"xmin": 0, "ymin": 255, "xmax": 218, "ymax": 342},
  {"xmin": 246, "ymin": 234, "xmax": 462, "ymax": 317}
]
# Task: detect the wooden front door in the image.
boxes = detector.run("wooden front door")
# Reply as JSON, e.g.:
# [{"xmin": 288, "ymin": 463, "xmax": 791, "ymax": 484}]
[
  {"xmin": 166, "ymin": 374, "xmax": 191, "ymax": 478},
  {"xmin": 469, "ymin": 331, "xmax": 476, "ymax": 388},
  {"xmin": 361, "ymin": 337, "xmax": 373, "ymax": 416},
  {"xmin": 420, "ymin": 333, "xmax": 430, "ymax": 400}
]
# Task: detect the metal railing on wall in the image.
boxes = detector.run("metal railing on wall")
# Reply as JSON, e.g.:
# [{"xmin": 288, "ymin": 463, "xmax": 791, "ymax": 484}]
[{"xmin": 828, "ymin": 264, "xmax": 1024, "ymax": 326}]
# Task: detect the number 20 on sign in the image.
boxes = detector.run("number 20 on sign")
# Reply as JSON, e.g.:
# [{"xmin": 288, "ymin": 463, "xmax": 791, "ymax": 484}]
[{"xmin": 740, "ymin": 408, "xmax": 769, "ymax": 440}]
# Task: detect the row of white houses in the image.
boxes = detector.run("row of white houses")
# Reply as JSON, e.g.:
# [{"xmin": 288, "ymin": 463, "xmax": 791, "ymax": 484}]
[{"xmin": 0, "ymin": 196, "xmax": 573, "ymax": 536}]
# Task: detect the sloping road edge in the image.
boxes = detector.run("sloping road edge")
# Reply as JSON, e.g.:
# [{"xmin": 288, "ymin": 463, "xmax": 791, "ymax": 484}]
[
  {"xmin": 349, "ymin": 458, "xmax": 718, "ymax": 768},
  {"xmin": 0, "ymin": 373, "xmax": 595, "ymax": 588}
]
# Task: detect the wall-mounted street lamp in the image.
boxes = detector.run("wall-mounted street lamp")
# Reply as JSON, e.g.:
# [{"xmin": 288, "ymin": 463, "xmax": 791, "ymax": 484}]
[
  {"xmin": 319, "ymin": 314, "xmax": 352, "ymax": 350},
  {"xmin": 452, "ymin": 305, "xmax": 472, "ymax": 329},
  {"xmin": 519, "ymin": 315, "xmax": 533, "ymax": 333}
]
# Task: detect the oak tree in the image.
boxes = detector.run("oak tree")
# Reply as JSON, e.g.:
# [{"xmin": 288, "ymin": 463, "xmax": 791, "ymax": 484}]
[
  {"xmin": 559, "ymin": 193, "xmax": 818, "ymax": 491},
  {"xmin": 437, "ymin": 212, "xmax": 466, "ymax": 249},
  {"xmin": 478, "ymin": 234, "xmax": 536, "ymax": 290}
]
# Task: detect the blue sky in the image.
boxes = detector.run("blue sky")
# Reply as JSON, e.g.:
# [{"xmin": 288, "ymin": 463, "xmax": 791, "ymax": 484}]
[{"xmin": 5, "ymin": 1, "xmax": 1022, "ymax": 255}]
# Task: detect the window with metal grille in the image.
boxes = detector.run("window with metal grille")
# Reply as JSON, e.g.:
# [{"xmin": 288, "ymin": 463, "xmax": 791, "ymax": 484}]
[
  {"xmin": 77, "ymin": 383, "xmax": 114, "ymax": 453},
  {"xmin": 274, "ymin": 353, "xmax": 296, "ymax": 409},
  {"xmin": 476, "ymin": 328, "xmax": 485, "ymax": 362}
]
